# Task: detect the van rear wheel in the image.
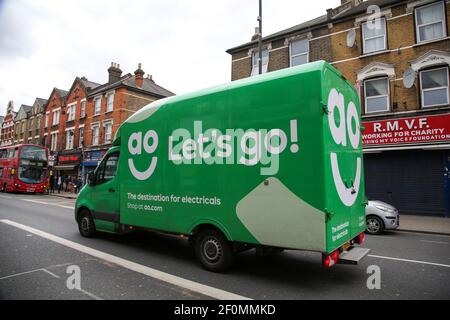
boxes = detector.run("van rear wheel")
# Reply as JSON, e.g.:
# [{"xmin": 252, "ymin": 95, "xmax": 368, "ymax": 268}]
[
  {"xmin": 194, "ymin": 229, "xmax": 234, "ymax": 272},
  {"xmin": 78, "ymin": 209, "xmax": 96, "ymax": 238}
]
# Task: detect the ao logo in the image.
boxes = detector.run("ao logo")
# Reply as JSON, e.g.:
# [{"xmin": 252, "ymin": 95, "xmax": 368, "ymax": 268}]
[
  {"xmin": 128, "ymin": 130, "xmax": 158, "ymax": 180},
  {"xmin": 327, "ymin": 88, "xmax": 362, "ymax": 207}
]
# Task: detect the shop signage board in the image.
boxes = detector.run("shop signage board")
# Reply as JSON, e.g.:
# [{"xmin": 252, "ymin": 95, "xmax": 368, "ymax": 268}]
[{"xmin": 362, "ymin": 113, "xmax": 450, "ymax": 147}]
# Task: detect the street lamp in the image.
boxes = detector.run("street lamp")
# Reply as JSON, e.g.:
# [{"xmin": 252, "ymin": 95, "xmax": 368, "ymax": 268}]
[{"xmin": 258, "ymin": 0, "xmax": 263, "ymax": 75}]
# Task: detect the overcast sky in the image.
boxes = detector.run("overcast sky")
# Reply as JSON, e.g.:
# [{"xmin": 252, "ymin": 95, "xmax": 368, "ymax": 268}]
[{"xmin": 0, "ymin": 0, "xmax": 337, "ymax": 116}]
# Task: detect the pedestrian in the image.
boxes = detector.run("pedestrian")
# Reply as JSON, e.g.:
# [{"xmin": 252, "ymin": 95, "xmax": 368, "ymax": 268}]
[
  {"xmin": 57, "ymin": 175, "xmax": 62, "ymax": 194},
  {"xmin": 64, "ymin": 176, "xmax": 70, "ymax": 192},
  {"xmin": 49, "ymin": 173, "xmax": 55, "ymax": 194}
]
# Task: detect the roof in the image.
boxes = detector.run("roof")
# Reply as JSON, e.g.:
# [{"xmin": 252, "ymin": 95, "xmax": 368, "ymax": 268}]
[
  {"xmin": 88, "ymin": 74, "xmax": 175, "ymax": 98},
  {"xmin": 226, "ymin": 0, "xmax": 404, "ymax": 54},
  {"xmin": 20, "ymin": 104, "xmax": 32, "ymax": 113},
  {"xmin": 36, "ymin": 98, "xmax": 48, "ymax": 107},
  {"xmin": 123, "ymin": 76, "xmax": 175, "ymax": 97},
  {"xmin": 56, "ymin": 88, "xmax": 69, "ymax": 98},
  {"xmin": 80, "ymin": 77, "xmax": 101, "ymax": 90}
]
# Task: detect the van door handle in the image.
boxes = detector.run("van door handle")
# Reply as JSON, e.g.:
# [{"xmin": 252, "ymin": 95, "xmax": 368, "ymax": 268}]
[{"xmin": 108, "ymin": 188, "xmax": 116, "ymax": 193}]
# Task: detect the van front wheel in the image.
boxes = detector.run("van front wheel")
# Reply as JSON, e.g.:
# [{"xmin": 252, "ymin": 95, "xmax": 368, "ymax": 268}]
[
  {"xmin": 194, "ymin": 229, "xmax": 234, "ymax": 272},
  {"xmin": 78, "ymin": 209, "xmax": 96, "ymax": 238}
]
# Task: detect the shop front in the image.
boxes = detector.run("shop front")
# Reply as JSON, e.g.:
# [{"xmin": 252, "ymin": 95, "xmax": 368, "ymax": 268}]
[
  {"xmin": 362, "ymin": 113, "xmax": 450, "ymax": 217},
  {"xmin": 81, "ymin": 149, "xmax": 106, "ymax": 184},
  {"xmin": 54, "ymin": 151, "xmax": 82, "ymax": 180}
]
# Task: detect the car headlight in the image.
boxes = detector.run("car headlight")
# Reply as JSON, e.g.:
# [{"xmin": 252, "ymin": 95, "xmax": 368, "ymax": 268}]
[{"xmin": 375, "ymin": 205, "xmax": 394, "ymax": 213}]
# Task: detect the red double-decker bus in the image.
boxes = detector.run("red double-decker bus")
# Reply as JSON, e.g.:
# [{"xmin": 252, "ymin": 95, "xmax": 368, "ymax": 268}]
[{"xmin": 0, "ymin": 144, "xmax": 49, "ymax": 193}]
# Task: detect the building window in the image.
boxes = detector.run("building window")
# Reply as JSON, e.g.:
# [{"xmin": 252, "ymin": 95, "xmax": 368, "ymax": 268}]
[
  {"xmin": 21, "ymin": 121, "xmax": 25, "ymax": 133},
  {"xmin": 94, "ymin": 97, "xmax": 102, "ymax": 115},
  {"xmin": 50, "ymin": 133, "xmax": 58, "ymax": 151},
  {"xmin": 36, "ymin": 116, "xmax": 41, "ymax": 131},
  {"xmin": 415, "ymin": 1, "xmax": 446, "ymax": 43},
  {"xmin": 251, "ymin": 48, "xmax": 269, "ymax": 76},
  {"xmin": 364, "ymin": 77, "xmax": 390, "ymax": 113},
  {"xmin": 66, "ymin": 130, "xmax": 74, "ymax": 150},
  {"xmin": 45, "ymin": 112, "xmax": 49, "ymax": 128},
  {"xmin": 362, "ymin": 18, "xmax": 387, "ymax": 54},
  {"xmin": 104, "ymin": 122, "xmax": 113, "ymax": 143},
  {"xmin": 52, "ymin": 110, "xmax": 60, "ymax": 126},
  {"xmin": 92, "ymin": 125, "xmax": 100, "ymax": 146},
  {"xmin": 67, "ymin": 104, "xmax": 76, "ymax": 122},
  {"xmin": 106, "ymin": 93, "xmax": 114, "ymax": 112},
  {"xmin": 420, "ymin": 67, "xmax": 449, "ymax": 108},
  {"xmin": 80, "ymin": 101, "xmax": 86, "ymax": 118},
  {"xmin": 79, "ymin": 127, "xmax": 84, "ymax": 148},
  {"xmin": 290, "ymin": 38, "xmax": 309, "ymax": 66}
]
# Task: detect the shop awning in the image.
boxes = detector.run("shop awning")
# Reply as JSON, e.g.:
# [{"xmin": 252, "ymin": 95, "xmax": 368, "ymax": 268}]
[{"xmin": 54, "ymin": 165, "xmax": 77, "ymax": 171}]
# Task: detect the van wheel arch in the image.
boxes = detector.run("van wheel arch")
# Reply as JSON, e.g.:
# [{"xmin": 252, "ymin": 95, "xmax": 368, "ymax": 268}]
[{"xmin": 190, "ymin": 223, "xmax": 232, "ymax": 241}]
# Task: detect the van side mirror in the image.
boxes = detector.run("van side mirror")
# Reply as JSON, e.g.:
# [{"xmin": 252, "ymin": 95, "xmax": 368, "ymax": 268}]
[{"xmin": 87, "ymin": 172, "xmax": 95, "ymax": 186}]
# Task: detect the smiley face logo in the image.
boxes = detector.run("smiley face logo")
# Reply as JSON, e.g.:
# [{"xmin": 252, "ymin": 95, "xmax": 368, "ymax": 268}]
[
  {"xmin": 128, "ymin": 130, "xmax": 159, "ymax": 180},
  {"xmin": 327, "ymin": 88, "xmax": 361, "ymax": 207}
]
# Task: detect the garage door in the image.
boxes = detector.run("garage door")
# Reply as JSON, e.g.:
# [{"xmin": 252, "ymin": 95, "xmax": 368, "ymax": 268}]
[{"xmin": 364, "ymin": 149, "xmax": 446, "ymax": 216}]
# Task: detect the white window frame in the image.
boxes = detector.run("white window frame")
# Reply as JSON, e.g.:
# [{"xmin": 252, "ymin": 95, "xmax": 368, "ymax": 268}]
[
  {"xmin": 50, "ymin": 133, "xmax": 58, "ymax": 151},
  {"xmin": 103, "ymin": 120, "xmax": 113, "ymax": 144},
  {"xmin": 414, "ymin": 1, "xmax": 446, "ymax": 44},
  {"xmin": 65, "ymin": 128, "xmax": 75, "ymax": 150},
  {"xmin": 52, "ymin": 110, "xmax": 60, "ymax": 126},
  {"xmin": 45, "ymin": 112, "xmax": 49, "ymax": 128},
  {"xmin": 94, "ymin": 96, "xmax": 102, "ymax": 115},
  {"xmin": 364, "ymin": 77, "xmax": 390, "ymax": 114},
  {"xmin": 67, "ymin": 103, "xmax": 76, "ymax": 122},
  {"xmin": 79, "ymin": 126, "xmax": 84, "ymax": 148},
  {"xmin": 251, "ymin": 48, "xmax": 269, "ymax": 76},
  {"xmin": 106, "ymin": 92, "xmax": 114, "ymax": 113},
  {"xmin": 362, "ymin": 17, "xmax": 387, "ymax": 54},
  {"xmin": 289, "ymin": 38, "xmax": 309, "ymax": 67},
  {"xmin": 91, "ymin": 124, "xmax": 100, "ymax": 146},
  {"xmin": 80, "ymin": 99, "xmax": 86, "ymax": 118},
  {"xmin": 420, "ymin": 66, "xmax": 450, "ymax": 108}
]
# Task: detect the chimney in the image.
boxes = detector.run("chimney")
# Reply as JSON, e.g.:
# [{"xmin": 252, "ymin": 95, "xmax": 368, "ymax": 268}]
[
  {"xmin": 146, "ymin": 74, "xmax": 154, "ymax": 82},
  {"xmin": 251, "ymin": 27, "xmax": 260, "ymax": 41},
  {"xmin": 107, "ymin": 62, "xmax": 122, "ymax": 84},
  {"xmin": 134, "ymin": 63, "xmax": 145, "ymax": 88}
]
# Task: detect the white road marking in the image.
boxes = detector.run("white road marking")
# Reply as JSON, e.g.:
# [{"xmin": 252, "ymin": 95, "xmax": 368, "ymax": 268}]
[
  {"xmin": 368, "ymin": 254, "xmax": 450, "ymax": 268},
  {"xmin": 420, "ymin": 240, "xmax": 449, "ymax": 245},
  {"xmin": 0, "ymin": 219, "xmax": 251, "ymax": 300},
  {"xmin": 77, "ymin": 287, "xmax": 103, "ymax": 300},
  {"xmin": 21, "ymin": 199, "xmax": 74, "ymax": 210},
  {"xmin": 0, "ymin": 195, "xmax": 13, "ymax": 199},
  {"xmin": 0, "ymin": 267, "xmax": 60, "ymax": 281}
]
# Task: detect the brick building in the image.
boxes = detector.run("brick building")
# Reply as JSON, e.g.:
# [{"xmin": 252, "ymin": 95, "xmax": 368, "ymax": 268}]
[
  {"xmin": 13, "ymin": 104, "xmax": 32, "ymax": 145},
  {"xmin": 78, "ymin": 63, "xmax": 174, "ymax": 181},
  {"xmin": 0, "ymin": 101, "xmax": 16, "ymax": 147},
  {"xmin": 54, "ymin": 76, "xmax": 101, "ymax": 178},
  {"xmin": 40, "ymin": 88, "xmax": 69, "ymax": 157},
  {"xmin": 27, "ymin": 98, "xmax": 48, "ymax": 145},
  {"xmin": 227, "ymin": 0, "xmax": 450, "ymax": 216}
]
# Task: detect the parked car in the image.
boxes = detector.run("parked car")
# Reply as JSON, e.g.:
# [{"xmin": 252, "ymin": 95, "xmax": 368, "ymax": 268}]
[{"xmin": 365, "ymin": 200, "xmax": 399, "ymax": 235}]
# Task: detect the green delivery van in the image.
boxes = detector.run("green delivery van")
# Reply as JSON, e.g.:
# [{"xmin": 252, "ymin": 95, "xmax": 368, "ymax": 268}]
[{"xmin": 75, "ymin": 61, "xmax": 370, "ymax": 272}]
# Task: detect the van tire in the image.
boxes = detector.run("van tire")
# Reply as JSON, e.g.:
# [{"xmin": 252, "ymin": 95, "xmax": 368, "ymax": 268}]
[
  {"xmin": 78, "ymin": 209, "xmax": 96, "ymax": 238},
  {"xmin": 194, "ymin": 229, "xmax": 234, "ymax": 272}
]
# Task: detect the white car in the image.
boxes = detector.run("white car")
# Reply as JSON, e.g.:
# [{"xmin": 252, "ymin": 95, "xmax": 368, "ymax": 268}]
[{"xmin": 365, "ymin": 200, "xmax": 400, "ymax": 235}]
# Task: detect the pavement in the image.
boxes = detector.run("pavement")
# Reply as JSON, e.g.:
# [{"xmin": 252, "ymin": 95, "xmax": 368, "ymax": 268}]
[
  {"xmin": 49, "ymin": 192, "xmax": 450, "ymax": 235},
  {"xmin": 398, "ymin": 214, "xmax": 450, "ymax": 235},
  {"xmin": 1, "ymin": 193, "xmax": 450, "ymax": 300}
]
